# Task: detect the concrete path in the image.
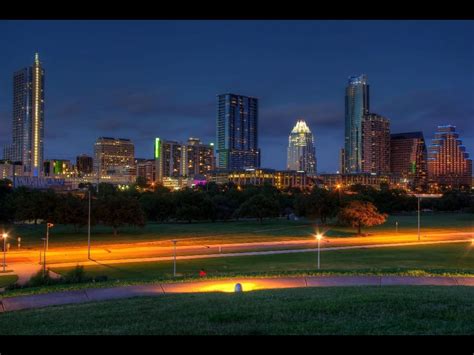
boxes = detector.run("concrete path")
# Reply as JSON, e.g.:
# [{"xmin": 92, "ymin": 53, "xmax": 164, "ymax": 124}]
[{"xmin": 1, "ymin": 275, "xmax": 473, "ymax": 313}]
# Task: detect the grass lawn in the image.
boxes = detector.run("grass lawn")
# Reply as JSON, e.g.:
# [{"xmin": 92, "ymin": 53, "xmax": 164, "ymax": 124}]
[
  {"xmin": 51, "ymin": 243, "xmax": 474, "ymax": 282},
  {"xmin": 0, "ymin": 275, "xmax": 18, "ymax": 288},
  {"xmin": 0, "ymin": 286, "xmax": 473, "ymax": 335},
  {"xmin": 7, "ymin": 212, "xmax": 474, "ymax": 249}
]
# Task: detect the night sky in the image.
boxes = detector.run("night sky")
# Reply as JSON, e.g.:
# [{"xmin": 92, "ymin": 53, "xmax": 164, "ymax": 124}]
[{"xmin": 0, "ymin": 20, "xmax": 473, "ymax": 173}]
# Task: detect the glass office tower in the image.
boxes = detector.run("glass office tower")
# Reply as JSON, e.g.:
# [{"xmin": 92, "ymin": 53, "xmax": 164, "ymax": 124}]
[
  {"xmin": 344, "ymin": 74, "xmax": 369, "ymax": 173},
  {"xmin": 216, "ymin": 93, "xmax": 260, "ymax": 170},
  {"xmin": 287, "ymin": 119, "xmax": 316, "ymax": 175}
]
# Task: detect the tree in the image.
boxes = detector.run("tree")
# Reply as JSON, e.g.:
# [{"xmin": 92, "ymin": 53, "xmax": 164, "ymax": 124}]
[
  {"xmin": 236, "ymin": 194, "xmax": 280, "ymax": 223},
  {"xmin": 338, "ymin": 200, "xmax": 387, "ymax": 235},
  {"xmin": 96, "ymin": 193, "xmax": 145, "ymax": 236},
  {"xmin": 294, "ymin": 187, "xmax": 339, "ymax": 224},
  {"xmin": 55, "ymin": 193, "xmax": 88, "ymax": 230}
]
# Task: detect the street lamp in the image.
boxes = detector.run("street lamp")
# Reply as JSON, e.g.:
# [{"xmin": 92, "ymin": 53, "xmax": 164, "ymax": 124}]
[
  {"xmin": 46, "ymin": 222, "xmax": 54, "ymax": 251},
  {"xmin": 316, "ymin": 233, "xmax": 323, "ymax": 270},
  {"xmin": 2, "ymin": 233, "xmax": 7, "ymax": 273},
  {"xmin": 414, "ymin": 194, "xmax": 443, "ymax": 242},
  {"xmin": 41, "ymin": 237, "xmax": 47, "ymax": 277},
  {"xmin": 172, "ymin": 240, "xmax": 177, "ymax": 277}
]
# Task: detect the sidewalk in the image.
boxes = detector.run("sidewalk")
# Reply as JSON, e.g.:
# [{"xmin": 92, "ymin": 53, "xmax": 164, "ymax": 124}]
[{"xmin": 1, "ymin": 275, "xmax": 473, "ymax": 313}]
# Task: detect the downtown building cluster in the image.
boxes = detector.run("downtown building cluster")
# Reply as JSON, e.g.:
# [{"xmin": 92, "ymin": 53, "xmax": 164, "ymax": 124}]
[{"xmin": 0, "ymin": 55, "xmax": 472, "ymax": 192}]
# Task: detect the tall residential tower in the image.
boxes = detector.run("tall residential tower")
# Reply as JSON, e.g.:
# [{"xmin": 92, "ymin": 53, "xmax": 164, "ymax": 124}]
[
  {"xmin": 287, "ymin": 119, "xmax": 317, "ymax": 175},
  {"xmin": 344, "ymin": 74, "xmax": 369, "ymax": 173},
  {"xmin": 216, "ymin": 93, "xmax": 260, "ymax": 170},
  {"xmin": 3, "ymin": 53, "xmax": 45, "ymax": 176}
]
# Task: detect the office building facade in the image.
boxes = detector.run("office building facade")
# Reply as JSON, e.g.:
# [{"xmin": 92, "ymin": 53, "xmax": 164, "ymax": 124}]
[
  {"xmin": 287, "ymin": 120, "xmax": 317, "ymax": 175},
  {"xmin": 76, "ymin": 154, "xmax": 93, "ymax": 175},
  {"xmin": 216, "ymin": 93, "xmax": 260, "ymax": 170},
  {"xmin": 94, "ymin": 137, "xmax": 135, "ymax": 181}
]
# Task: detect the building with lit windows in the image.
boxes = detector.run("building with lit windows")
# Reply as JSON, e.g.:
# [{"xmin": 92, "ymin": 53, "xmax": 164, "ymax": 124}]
[
  {"xmin": 287, "ymin": 120, "xmax": 317, "ymax": 175},
  {"xmin": 361, "ymin": 113, "xmax": 390, "ymax": 174},
  {"xmin": 216, "ymin": 93, "xmax": 260, "ymax": 170},
  {"xmin": 94, "ymin": 137, "xmax": 135, "ymax": 183},
  {"xmin": 339, "ymin": 148, "xmax": 346, "ymax": 174},
  {"xmin": 390, "ymin": 132, "xmax": 427, "ymax": 191},
  {"xmin": 154, "ymin": 137, "xmax": 214, "ymax": 182},
  {"xmin": 135, "ymin": 158, "xmax": 156, "ymax": 184},
  {"xmin": 210, "ymin": 168, "xmax": 312, "ymax": 190},
  {"xmin": 427, "ymin": 125, "xmax": 472, "ymax": 190},
  {"xmin": 3, "ymin": 53, "xmax": 45, "ymax": 177},
  {"xmin": 76, "ymin": 154, "xmax": 93, "ymax": 176},
  {"xmin": 44, "ymin": 159, "xmax": 73, "ymax": 178},
  {"xmin": 318, "ymin": 173, "xmax": 405, "ymax": 190},
  {"xmin": 344, "ymin": 74, "xmax": 369, "ymax": 173}
]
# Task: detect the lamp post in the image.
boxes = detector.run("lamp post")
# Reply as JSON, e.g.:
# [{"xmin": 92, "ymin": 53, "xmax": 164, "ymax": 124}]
[
  {"xmin": 414, "ymin": 194, "xmax": 443, "ymax": 242},
  {"xmin": 316, "ymin": 233, "xmax": 322, "ymax": 270},
  {"xmin": 87, "ymin": 188, "xmax": 91, "ymax": 260},
  {"xmin": 172, "ymin": 240, "xmax": 177, "ymax": 277},
  {"xmin": 2, "ymin": 233, "xmax": 7, "ymax": 272},
  {"xmin": 46, "ymin": 222, "xmax": 54, "ymax": 251},
  {"xmin": 41, "ymin": 237, "xmax": 47, "ymax": 277}
]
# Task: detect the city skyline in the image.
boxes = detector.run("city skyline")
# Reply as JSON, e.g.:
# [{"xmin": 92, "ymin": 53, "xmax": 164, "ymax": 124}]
[{"xmin": 0, "ymin": 21, "xmax": 473, "ymax": 173}]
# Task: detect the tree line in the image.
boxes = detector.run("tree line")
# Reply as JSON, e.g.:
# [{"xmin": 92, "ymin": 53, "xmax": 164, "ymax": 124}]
[{"xmin": 0, "ymin": 179, "xmax": 472, "ymax": 235}]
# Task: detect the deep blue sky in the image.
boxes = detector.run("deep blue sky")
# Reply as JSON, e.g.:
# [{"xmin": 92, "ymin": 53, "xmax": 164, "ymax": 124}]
[{"xmin": 0, "ymin": 20, "xmax": 473, "ymax": 173}]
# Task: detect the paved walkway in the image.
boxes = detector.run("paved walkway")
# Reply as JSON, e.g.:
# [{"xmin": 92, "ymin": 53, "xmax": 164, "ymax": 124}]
[{"xmin": 1, "ymin": 275, "xmax": 473, "ymax": 313}]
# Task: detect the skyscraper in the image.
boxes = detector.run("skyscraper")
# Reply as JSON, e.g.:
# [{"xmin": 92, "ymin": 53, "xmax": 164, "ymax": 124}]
[
  {"xmin": 427, "ymin": 125, "xmax": 472, "ymax": 189},
  {"xmin": 361, "ymin": 113, "xmax": 390, "ymax": 174},
  {"xmin": 216, "ymin": 93, "xmax": 260, "ymax": 170},
  {"xmin": 286, "ymin": 119, "xmax": 317, "ymax": 175},
  {"xmin": 344, "ymin": 74, "xmax": 369, "ymax": 173},
  {"xmin": 3, "ymin": 53, "xmax": 45, "ymax": 176},
  {"xmin": 390, "ymin": 132, "xmax": 427, "ymax": 190}
]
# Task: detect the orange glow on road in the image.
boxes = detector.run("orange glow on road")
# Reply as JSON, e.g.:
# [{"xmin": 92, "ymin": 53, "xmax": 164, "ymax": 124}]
[{"xmin": 197, "ymin": 281, "xmax": 259, "ymax": 293}]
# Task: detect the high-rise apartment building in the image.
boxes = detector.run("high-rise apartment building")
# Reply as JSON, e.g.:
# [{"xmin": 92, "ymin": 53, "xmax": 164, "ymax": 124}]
[
  {"xmin": 339, "ymin": 148, "xmax": 346, "ymax": 174},
  {"xmin": 344, "ymin": 75, "xmax": 369, "ymax": 173},
  {"xmin": 135, "ymin": 158, "xmax": 155, "ymax": 184},
  {"xmin": 216, "ymin": 93, "xmax": 260, "ymax": 170},
  {"xmin": 286, "ymin": 120, "xmax": 317, "ymax": 175},
  {"xmin": 361, "ymin": 113, "xmax": 390, "ymax": 174},
  {"xmin": 76, "ymin": 154, "xmax": 93, "ymax": 175},
  {"xmin": 44, "ymin": 159, "xmax": 72, "ymax": 177},
  {"xmin": 3, "ymin": 53, "xmax": 45, "ymax": 176},
  {"xmin": 154, "ymin": 137, "xmax": 214, "ymax": 182},
  {"xmin": 390, "ymin": 132, "xmax": 427, "ymax": 190},
  {"xmin": 427, "ymin": 125, "xmax": 472, "ymax": 189},
  {"xmin": 94, "ymin": 137, "xmax": 135, "ymax": 180}
]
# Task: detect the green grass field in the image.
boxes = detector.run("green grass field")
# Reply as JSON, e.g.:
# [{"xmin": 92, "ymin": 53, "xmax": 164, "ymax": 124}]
[
  {"xmin": 1, "ymin": 286, "xmax": 473, "ymax": 335},
  {"xmin": 7, "ymin": 212, "xmax": 474, "ymax": 249},
  {"xmin": 51, "ymin": 243, "xmax": 474, "ymax": 282},
  {"xmin": 0, "ymin": 275, "xmax": 18, "ymax": 288}
]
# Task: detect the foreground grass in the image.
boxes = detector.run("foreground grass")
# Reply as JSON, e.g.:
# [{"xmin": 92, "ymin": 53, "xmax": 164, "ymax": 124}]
[
  {"xmin": 8, "ymin": 213, "xmax": 473, "ymax": 249},
  {"xmin": 0, "ymin": 275, "xmax": 18, "ymax": 288},
  {"xmin": 1, "ymin": 286, "xmax": 473, "ymax": 335}
]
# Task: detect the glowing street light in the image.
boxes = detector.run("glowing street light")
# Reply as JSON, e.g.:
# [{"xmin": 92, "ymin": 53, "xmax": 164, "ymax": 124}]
[
  {"xmin": 316, "ymin": 233, "xmax": 323, "ymax": 270},
  {"xmin": 46, "ymin": 222, "xmax": 54, "ymax": 251},
  {"xmin": 2, "ymin": 233, "xmax": 7, "ymax": 273}
]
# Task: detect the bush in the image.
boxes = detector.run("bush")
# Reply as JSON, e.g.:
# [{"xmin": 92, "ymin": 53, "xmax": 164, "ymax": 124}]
[
  {"xmin": 26, "ymin": 270, "xmax": 62, "ymax": 287},
  {"xmin": 63, "ymin": 265, "xmax": 90, "ymax": 283}
]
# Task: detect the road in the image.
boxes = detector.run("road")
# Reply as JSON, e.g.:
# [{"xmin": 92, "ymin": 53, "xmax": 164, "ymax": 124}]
[
  {"xmin": 1, "ymin": 231, "xmax": 472, "ymax": 284},
  {"xmin": 2, "ymin": 275, "xmax": 474, "ymax": 312}
]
